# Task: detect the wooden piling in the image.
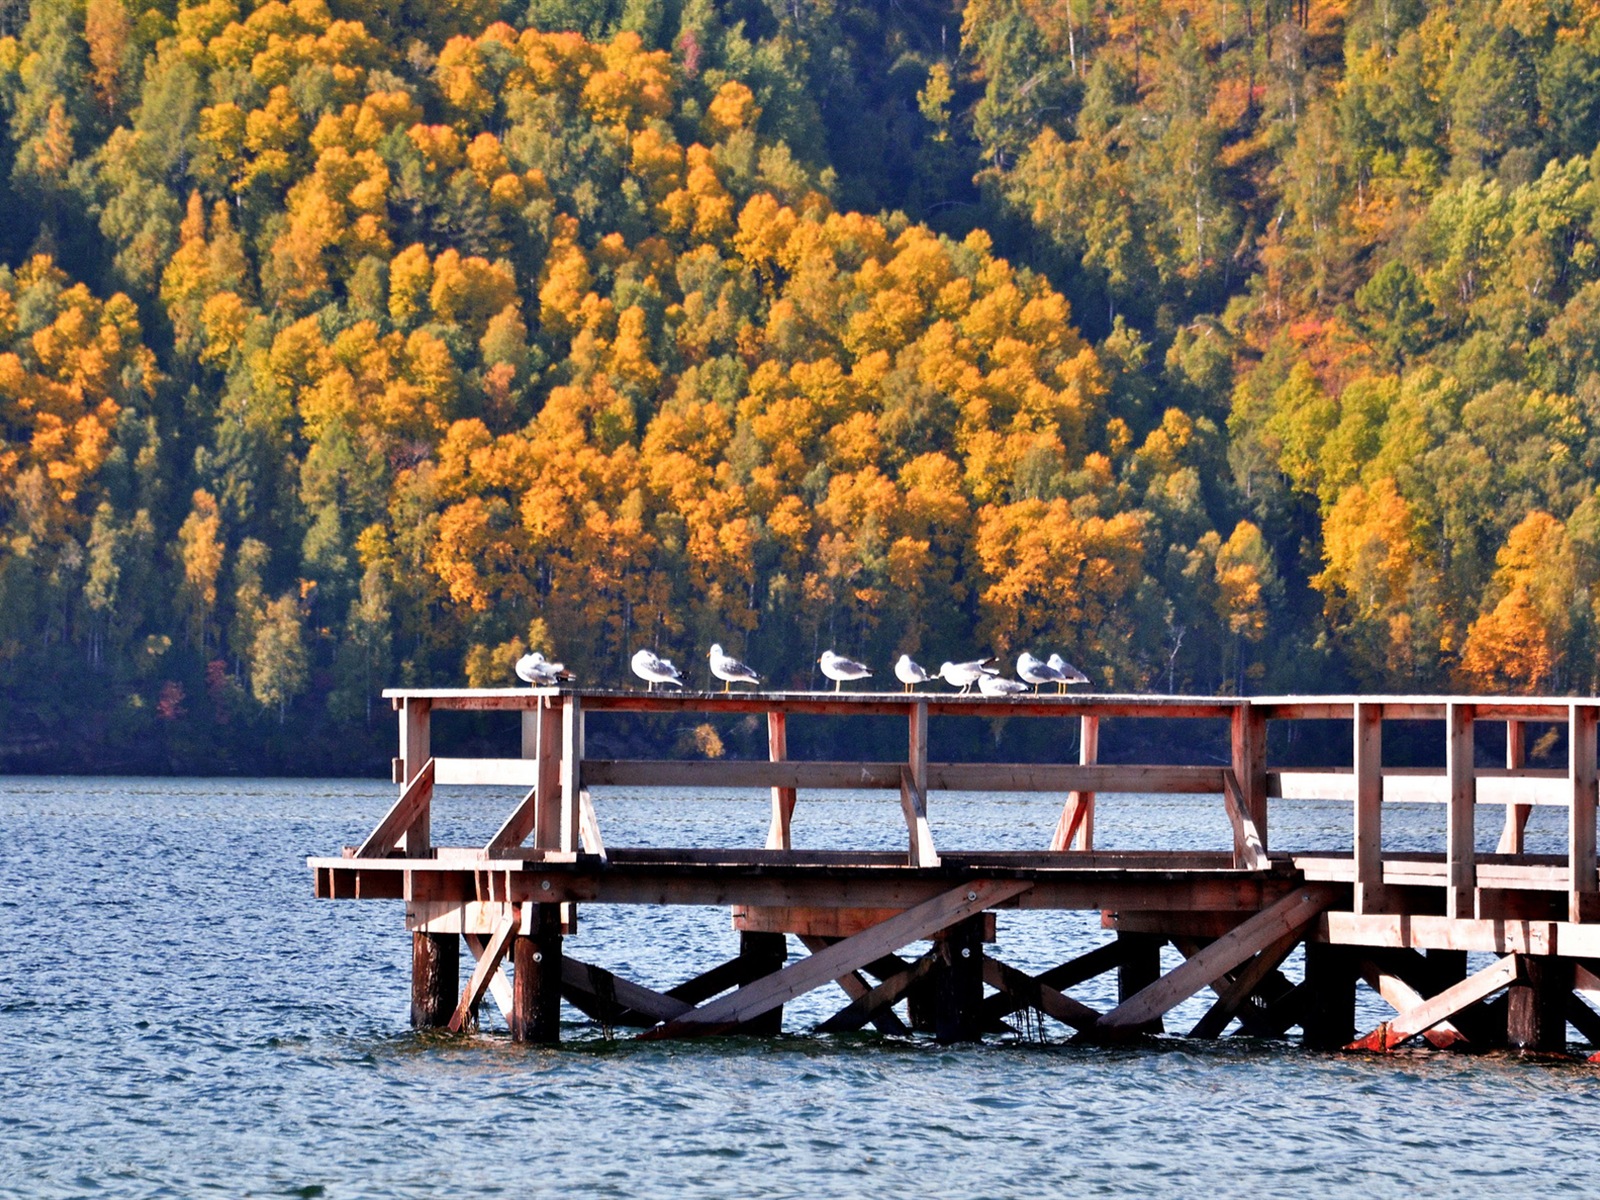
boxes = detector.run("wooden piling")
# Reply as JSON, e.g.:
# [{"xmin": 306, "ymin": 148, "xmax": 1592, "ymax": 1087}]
[
  {"xmin": 1115, "ymin": 932, "xmax": 1165, "ymax": 1035},
  {"xmin": 511, "ymin": 904, "xmax": 563, "ymax": 1044},
  {"xmin": 411, "ymin": 930, "xmax": 458, "ymax": 1028},
  {"xmin": 1506, "ymin": 955, "xmax": 1571, "ymax": 1054},
  {"xmin": 736, "ymin": 931, "xmax": 788, "ymax": 1034},
  {"xmin": 932, "ymin": 917, "xmax": 986, "ymax": 1043},
  {"xmin": 1300, "ymin": 941, "xmax": 1355, "ymax": 1049}
]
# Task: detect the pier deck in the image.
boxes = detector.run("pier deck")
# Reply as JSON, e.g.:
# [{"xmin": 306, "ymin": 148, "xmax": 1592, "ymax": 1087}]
[{"xmin": 309, "ymin": 689, "xmax": 1600, "ymax": 1053}]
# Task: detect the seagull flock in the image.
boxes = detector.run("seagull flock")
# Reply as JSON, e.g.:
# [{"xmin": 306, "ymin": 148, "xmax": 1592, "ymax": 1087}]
[{"xmin": 517, "ymin": 644, "xmax": 1090, "ymax": 695}]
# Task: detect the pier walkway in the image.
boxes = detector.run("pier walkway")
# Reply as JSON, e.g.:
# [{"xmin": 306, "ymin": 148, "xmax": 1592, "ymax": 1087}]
[{"xmin": 309, "ymin": 690, "xmax": 1600, "ymax": 1052}]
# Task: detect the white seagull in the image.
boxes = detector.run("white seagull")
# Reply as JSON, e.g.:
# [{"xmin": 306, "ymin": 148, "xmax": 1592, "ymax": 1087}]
[
  {"xmin": 1048, "ymin": 653, "xmax": 1090, "ymax": 692},
  {"xmin": 515, "ymin": 651, "xmax": 572, "ymax": 687},
  {"xmin": 979, "ymin": 674, "xmax": 1029, "ymax": 697},
  {"xmin": 894, "ymin": 654, "xmax": 932, "ymax": 692},
  {"xmin": 1017, "ymin": 651, "xmax": 1066, "ymax": 692},
  {"xmin": 938, "ymin": 658, "xmax": 999, "ymax": 693},
  {"xmin": 819, "ymin": 649, "xmax": 872, "ymax": 692},
  {"xmin": 631, "ymin": 648, "xmax": 682, "ymax": 690},
  {"xmin": 709, "ymin": 643, "xmax": 760, "ymax": 692}
]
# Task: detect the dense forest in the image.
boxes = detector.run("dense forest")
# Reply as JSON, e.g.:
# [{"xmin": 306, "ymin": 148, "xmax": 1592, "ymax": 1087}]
[{"xmin": 3, "ymin": 0, "xmax": 1600, "ymax": 771}]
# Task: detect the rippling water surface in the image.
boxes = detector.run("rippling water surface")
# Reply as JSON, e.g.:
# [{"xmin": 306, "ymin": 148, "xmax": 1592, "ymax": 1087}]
[{"xmin": 4, "ymin": 775, "xmax": 1599, "ymax": 1198}]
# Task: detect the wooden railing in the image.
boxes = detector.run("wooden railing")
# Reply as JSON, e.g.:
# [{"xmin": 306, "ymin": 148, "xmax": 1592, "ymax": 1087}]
[{"xmin": 360, "ymin": 689, "xmax": 1600, "ymax": 919}]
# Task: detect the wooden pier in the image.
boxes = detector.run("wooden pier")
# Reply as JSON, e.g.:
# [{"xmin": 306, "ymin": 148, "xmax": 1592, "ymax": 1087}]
[{"xmin": 309, "ymin": 690, "xmax": 1600, "ymax": 1054}]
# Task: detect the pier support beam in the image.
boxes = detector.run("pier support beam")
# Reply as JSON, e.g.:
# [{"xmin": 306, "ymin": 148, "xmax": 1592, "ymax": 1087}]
[
  {"xmin": 736, "ymin": 932, "xmax": 789, "ymax": 1034},
  {"xmin": 1506, "ymin": 955, "xmax": 1571, "ymax": 1054},
  {"xmin": 932, "ymin": 917, "xmax": 986, "ymax": 1043},
  {"xmin": 1116, "ymin": 933, "xmax": 1166, "ymax": 1035},
  {"xmin": 511, "ymin": 904, "xmax": 563, "ymax": 1044},
  {"xmin": 411, "ymin": 931, "xmax": 459, "ymax": 1029},
  {"xmin": 1300, "ymin": 942, "xmax": 1355, "ymax": 1048}
]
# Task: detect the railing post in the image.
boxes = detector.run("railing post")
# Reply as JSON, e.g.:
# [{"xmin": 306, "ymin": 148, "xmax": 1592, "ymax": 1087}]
[
  {"xmin": 1074, "ymin": 715, "xmax": 1099, "ymax": 851},
  {"xmin": 766, "ymin": 710, "xmax": 795, "ymax": 851},
  {"xmin": 1446, "ymin": 701, "xmax": 1476, "ymax": 919},
  {"xmin": 1230, "ymin": 700, "xmax": 1268, "ymax": 854},
  {"xmin": 400, "ymin": 697, "xmax": 431, "ymax": 857},
  {"xmin": 1354, "ymin": 701, "xmax": 1386, "ymax": 914},
  {"xmin": 533, "ymin": 695, "xmax": 562, "ymax": 850},
  {"xmin": 1569, "ymin": 702, "xmax": 1597, "ymax": 923},
  {"xmin": 1497, "ymin": 719, "xmax": 1531, "ymax": 854},
  {"xmin": 560, "ymin": 693, "xmax": 583, "ymax": 854},
  {"xmin": 909, "ymin": 700, "xmax": 928, "ymax": 799}
]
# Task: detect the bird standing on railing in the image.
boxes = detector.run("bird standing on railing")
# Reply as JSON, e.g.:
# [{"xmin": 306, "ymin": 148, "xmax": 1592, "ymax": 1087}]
[
  {"xmin": 1017, "ymin": 651, "xmax": 1067, "ymax": 692},
  {"xmin": 819, "ymin": 649, "xmax": 872, "ymax": 692},
  {"xmin": 515, "ymin": 651, "xmax": 573, "ymax": 687},
  {"xmin": 631, "ymin": 648, "xmax": 683, "ymax": 691},
  {"xmin": 709, "ymin": 643, "xmax": 760, "ymax": 692},
  {"xmin": 938, "ymin": 658, "xmax": 999, "ymax": 693},
  {"xmin": 1048, "ymin": 653, "xmax": 1090, "ymax": 692},
  {"xmin": 895, "ymin": 654, "xmax": 932, "ymax": 692}
]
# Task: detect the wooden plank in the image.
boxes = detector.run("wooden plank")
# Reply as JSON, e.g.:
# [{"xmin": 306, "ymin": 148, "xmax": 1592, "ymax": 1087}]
[
  {"xmin": 561, "ymin": 956, "xmax": 691, "ymax": 1023},
  {"xmin": 1497, "ymin": 718, "xmax": 1530, "ymax": 854},
  {"xmin": 578, "ymin": 790, "xmax": 606, "ymax": 860},
  {"xmin": 815, "ymin": 952, "xmax": 937, "ymax": 1033},
  {"xmin": 979, "ymin": 940, "xmax": 1128, "ymax": 1024},
  {"xmin": 1221, "ymin": 768, "xmax": 1268, "ymax": 871},
  {"xmin": 1567, "ymin": 994, "xmax": 1600, "ymax": 1046},
  {"xmin": 1446, "ymin": 702, "xmax": 1476, "ymax": 919},
  {"xmin": 463, "ymin": 932, "xmax": 513, "ymax": 1020},
  {"xmin": 642, "ymin": 879, "xmax": 1034, "ymax": 1037},
  {"xmin": 449, "ymin": 912, "xmax": 516, "ymax": 1032},
  {"xmin": 1356, "ymin": 960, "xmax": 1467, "ymax": 1049},
  {"xmin": 1231, "ymin": 703, "xmax": 1268, "ymax": 853},
  {"xmin": 982, "ymin": 956, "xmax": 1102, "ymax": 1032},
  {"xmin": 583, "ymin": 759, "xmax": 1227, "ymax": 794},
  {"xmin": 560, "ymin": 695, "xmax": 583, "ymax": 854},
  {"xmin": 399, "ymin": 699, "xmax": 431, "ymax": 856},
  {"xmin": 908, "ymin": 700, "xmax": 928, "ymax": 795},
  {"xmin": 1050, "ymin": 715, "xmax": 1098, "ymax": 851},
  {"xmin": 1188, "ymin": 926, "xmax": 1303, "ymax": 1038},
  {"xmin": 1354, "ymin": 700, "xmax": 1386, "ymax": 914},
  {"xmin": 899, "ymin": 766, "xmax": 939, "ymax": 867},
  {"xmin": 1348, "ymin": 954, "xmax": 1520, "ymax": 1052},
  {"xmin": 485, "ymin": 784, "xmax": 540, "ymax": 855},
  {"xmin": 766, "ymin": 712, "xmax": 796, "ymax": 851},
  {"xmin": 1273, "ymin": 768, "xmax": 1571, "ymax": 805},
  {"xmin": 800, "ymin": 935, "xmax": 909, "ymax": 1034},
  {"xmin": 1577, "ymin": 963, "xmax": 1600, "ymax": 1006},
  {"xmin": 1098, "ymin": 885, "xmax": 1336, "ymax": 1032},
  {"xmin": 433, "ymin": 757, "xmax": 541, "ymax": 786},
  {"xmin": 532, "ymin": 697, "xmax": 562, "ymax": 850},
  {"xmin": 355, "ymin": 759, "xmax": 435, "ymax": 859},
  {"xmin": 1571, "ymin": 703, "xmax": 1598, "ymax": 923}
]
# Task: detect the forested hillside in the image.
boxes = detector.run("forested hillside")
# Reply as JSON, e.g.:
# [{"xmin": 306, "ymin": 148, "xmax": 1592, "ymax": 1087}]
[{"xmin": 3, "ymin": 0, "xmax": 1599, "ymax": 770}]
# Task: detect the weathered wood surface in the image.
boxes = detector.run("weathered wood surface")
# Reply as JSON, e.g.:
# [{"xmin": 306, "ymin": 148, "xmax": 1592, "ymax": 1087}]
[
  {"xmin": 357, "ymin": 759, "xmax": 435, "ymax": 859},
  {"xmin": 981, "ymin": 956, "xmax": 1101, "ymax": 1033},
  {"xmin": 1348, "ymin": 954, "xmax": 1520, "ymax": 1052},
  {"xmin": 643, "ymin": 879, "xmax": 1034, "ymax": 1037},
  {"xmin": 449, "ymin": 912, "xmax": 515, "ymax": 1033},
  {"xmin": 1357, "ymin": 961, "xmax": 1467, "ymax": 1049},
  {"xmin": 1098, "ymin": 885, "xmax": 1336, "ymax": 1032},
  {"xmin": 580, "ymin": 759, "xmax": 1228, "ymax": 794}
]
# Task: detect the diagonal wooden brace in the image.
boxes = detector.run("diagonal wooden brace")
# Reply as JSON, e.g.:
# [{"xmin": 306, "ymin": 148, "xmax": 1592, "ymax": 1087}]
[
  {"xmin": 899, "ymin": 766, "xmax": 939, "ymax": 867},
  {"xmin": 816, "ymin": 952, "xmax": 937, "ymax": 1033},
  {"xmin": 357, "ymin": 759, "xmax": 435, "ymax": 859},
  {"xmin": 1348, "ymin": 954, "xmax": 1521, "ymax": 1052},
  {"xmin": 1222, "ymin": 768, "xmax": 1269, "ymax": 871},
  {"xmin": 464, "ymin": 932, "xmax": 514, "ymax": 1020},
  {"xmin": 1099, "ymin": 885, "xmax": 1335, "ymax": 1033},
  {"xmin": 982, "ymin": 955, "xmax": 1101, "ymax": 1033},
  {"xmin": 449, "ymin": 911, "xmax": 517, "ymax": 1032},
  {"xmin": 642, "ymin": 879, "xmax": 1033, "ymax": 1039},
  {"xmin": 1357, "ymin": 960, "xmax": 1467, "ymax": 1049},
  {"xmin": 801, "ymin": 936, "xmax": 910, "ymax": 1034},
  {"xmin": 1189, "ymin": 926, "xmax": 1304, "ymax": 1038}
]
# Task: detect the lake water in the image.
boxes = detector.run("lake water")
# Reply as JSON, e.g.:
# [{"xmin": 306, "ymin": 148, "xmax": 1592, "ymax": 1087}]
[{"xmin": 4, "ymin": 775, "xmax": 1599, "ymax": 1198}]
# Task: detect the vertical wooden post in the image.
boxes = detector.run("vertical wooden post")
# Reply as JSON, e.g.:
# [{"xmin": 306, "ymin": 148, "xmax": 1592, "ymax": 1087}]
[
  {"xmin": 533, "ymin": 696, "xmax": 562, "ymax": 850},
  {"xmin": 511, "ymin": 903, "xmax": 563, "ymax": 1044},
  {"xmin": 559, "ymin": 694, "xmax": 584, "ymax": 854},
  {"xmin": 1117, "ymin": 933, "xmax": 1165, "ymax": 1035},
  {"xmin": 1354, "ymin": 701, "xmax": 1386, "ymax": 914},
  {"xmin": 1446, "ymin": 702, "xmax": 1476, "ymax": 920},
  {"xmin": 766, "ymin": 711, "xmax": 796, "ymax": 851},
  {"xmin": 1506, "ymin": 955, "xmax": 1571, "ymax": 1053},
  {"xmin": 400, "ymin": 697, "xmax": 432, "ymax": 857},
  {"xmin": 736, "ymin": 931, "xmax": 788, "ymax": 1034},
  {"xmin": 1300, "ymin": 941, "xmax": 1355, "ymax": 1048},
  {"xmin": 1231, "ymin": 702, "xmax": 1268, "ymax": 854},
  {"xmin": 1073, "ymin": 715, "xmax": 1099, "ymax": 851},
  {"xmin": 932, "ymin": 917, "xmax": 985, "ymax": 1043},
  {"xmin": 1497, "ymin": 719, "xmax": 1531, "ymax": 855},
  {"xmin": 909, "ymin": 700, "xmax": 929, "ymax": 800},
  {"xmin": 411, "ymin": 930, "xmax": 458, "ymax": 1028},
  {"xmin": 1570, "ymin": 703, "xmax": 1598, "ymax": 923}
]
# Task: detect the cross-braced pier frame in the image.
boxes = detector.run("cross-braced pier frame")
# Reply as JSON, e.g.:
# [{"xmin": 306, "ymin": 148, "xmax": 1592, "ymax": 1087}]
[{"xmin": 309, "ymin": 690, "xmax": 1600, "ymax": 1054}]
